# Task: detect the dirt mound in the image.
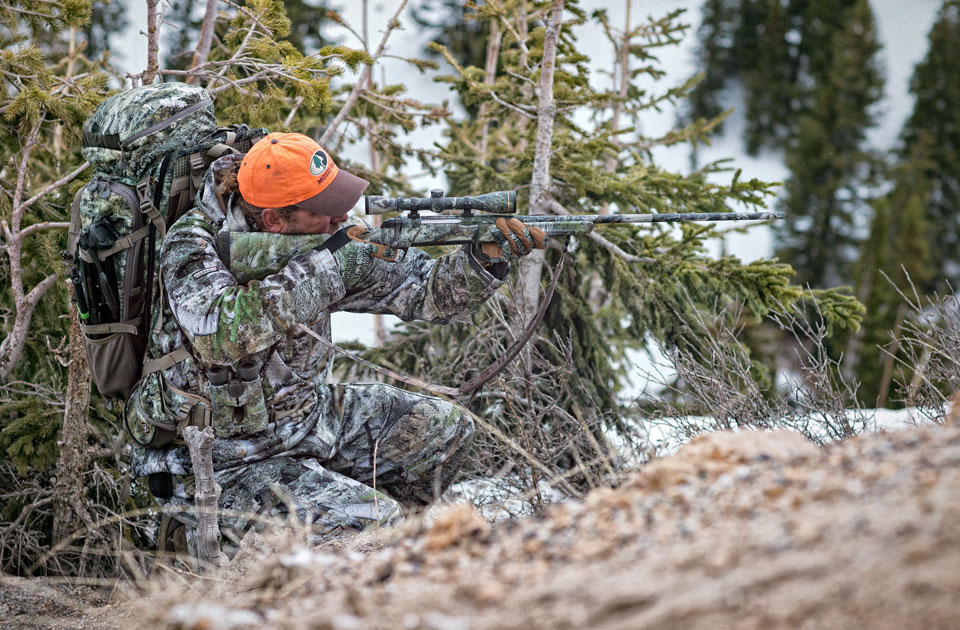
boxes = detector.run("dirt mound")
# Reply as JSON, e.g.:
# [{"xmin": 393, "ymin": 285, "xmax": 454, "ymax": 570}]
[{"xmin": 27, "ymin": 421, "xmax": 960, "ymax": 629}]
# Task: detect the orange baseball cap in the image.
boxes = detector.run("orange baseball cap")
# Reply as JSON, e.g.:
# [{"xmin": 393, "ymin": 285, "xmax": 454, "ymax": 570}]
[{"xmin": 237, "ymin": 132, "xmax": 369, "ymax": 216}]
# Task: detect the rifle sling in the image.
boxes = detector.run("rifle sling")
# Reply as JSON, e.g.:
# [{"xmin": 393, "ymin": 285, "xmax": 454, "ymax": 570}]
[
  {"xmin": 296, "ymin": 249, "xmax": 566, "ymax": 399},
  {"xmin": 459, "ymin": 249, "xmax": 566, "ymax": 396}
]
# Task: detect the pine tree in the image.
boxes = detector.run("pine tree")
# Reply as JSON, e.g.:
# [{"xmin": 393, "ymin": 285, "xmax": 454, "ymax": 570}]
[
  {"xmin": 687, "ymin": 0, "xmax": 739, "ymax": 125},
  {"xmin": 898, "ymin": 0, "xmax": 960, "ymax": 292},
  {"xmin": 687, "ymin": 0, "xmax": 862, "ymax": 154},
  {"xmin": 84, "ymin": 0, "xmax": 129, "ymax": 58},
  {"xmin": 353, "ymin": 0, "xmax": 863, "ymax": 495},
  {"xmin": 738, "ymin": 0, "xmax": 795, "ymax": 154},
  {"xmin": 774, "ymin": 0, "xmax": 882, "ymax": 288},
  {"xmin": 847, "ymin": 130, "xmax": 937, "ymax": 406}
]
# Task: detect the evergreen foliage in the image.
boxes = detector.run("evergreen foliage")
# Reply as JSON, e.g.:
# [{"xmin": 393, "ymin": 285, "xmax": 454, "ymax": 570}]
[
  {"xmin": 848, "ymin": 1, "xmax": 958, "ymax": 405},
  {"xmin": 83, "ymin": 0, "xmax": 128, "ymax": 58},
  {"xmin": 0, "ymin": 0, "xmax": 107, "ymax": 469},
  {"xmin": 163, "ymin": 0, "xmax": 333, "ymax": 71}
]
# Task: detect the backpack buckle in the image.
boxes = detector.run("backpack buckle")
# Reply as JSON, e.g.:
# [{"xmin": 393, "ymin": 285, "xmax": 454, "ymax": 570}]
[
  {"xmin": 136, "ymin": 178, "xmax": 154, "ymax": 212},
  {"xmin": 190, "ymin": 153, "xmax": 205, "ymax": 173}
]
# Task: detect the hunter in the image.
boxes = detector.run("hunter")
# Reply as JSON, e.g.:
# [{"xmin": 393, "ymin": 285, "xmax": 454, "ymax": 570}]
[{"xmin": 125, "ymin": 132, "xmax": 545, "ymax": 547}]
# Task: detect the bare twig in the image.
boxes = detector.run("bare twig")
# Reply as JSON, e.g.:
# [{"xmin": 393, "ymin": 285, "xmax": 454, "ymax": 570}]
[
  {"xmin": 20, "ymin": 160, "xmax": 89, "ymax": 215},
  {"xmin": 319, "ymin": 0, "xmax": 410, "ymax": 146},
  {"xmin": 17, "ymin": 221, "xmax": 70, "ymax": 240}
]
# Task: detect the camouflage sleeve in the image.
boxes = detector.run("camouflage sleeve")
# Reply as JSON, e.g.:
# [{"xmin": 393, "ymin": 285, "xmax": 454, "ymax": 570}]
[
  {"xmin": 161, "ymin": 210, "xmax": 346, "ymax": 362},
  {"xmin": 331, "ymin": 242, "xmax": 505, "ymax": 324}
]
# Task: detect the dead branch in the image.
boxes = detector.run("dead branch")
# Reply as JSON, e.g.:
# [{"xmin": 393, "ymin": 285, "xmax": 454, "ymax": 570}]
[
  {"xmin": 17, "ymin": 221, "xmax": 70, "ymax": 240},
  {"xmin": 183, "ymin": 426, "xmax": 226, "ymax": 570},
  {"xmin": 20, "ymin": 161, "xmax": 89, "ymax": 215},
  {"xmin": 52, "ymin": 305, "xmax": 93, "ymax": 543}
]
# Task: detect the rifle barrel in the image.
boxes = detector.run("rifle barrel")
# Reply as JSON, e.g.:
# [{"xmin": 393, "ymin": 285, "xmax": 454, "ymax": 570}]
[{"xmin": 514, "ymin": 211, "xmax": 784, "ymax": 224}]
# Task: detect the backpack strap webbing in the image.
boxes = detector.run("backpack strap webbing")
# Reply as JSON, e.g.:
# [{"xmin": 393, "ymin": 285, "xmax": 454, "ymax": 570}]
[
  {"xmin": 80, "ymin": 318, "xmax": 140, "ymax": 335},
  {"xmin": 76, "ymin": 223, "xmax": 154, "ymax": 263},
  {"xmin": 162, "ymin": 377, "xmax": 213, "ymax": 432},
  {"xmin": 189, "ymin": 142, "xmax": 235, "ymax": 189},
  {"xmin": 142, "ymin": 346, "xmax": 193, "ymax": 377},
  {"xmin": 136, "ymin": 176, "xmax": 167, "ymax": 238}
]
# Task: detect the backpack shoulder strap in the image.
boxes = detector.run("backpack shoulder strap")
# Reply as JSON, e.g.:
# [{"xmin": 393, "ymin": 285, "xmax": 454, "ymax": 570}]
[{"xmin": 67, "ymin": 187, "xmax": 85, "ymax": 258}]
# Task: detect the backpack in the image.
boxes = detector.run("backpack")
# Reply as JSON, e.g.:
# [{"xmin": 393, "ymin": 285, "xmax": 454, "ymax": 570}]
[{"xmin": 67, "ymin": 82, "xmax": 267, "ymax": 400}]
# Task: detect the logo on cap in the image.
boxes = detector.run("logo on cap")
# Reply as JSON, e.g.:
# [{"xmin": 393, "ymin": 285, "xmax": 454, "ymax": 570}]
[{"xmin": 309, "ymin": 150, "xmax": 329, "ymax": 176}]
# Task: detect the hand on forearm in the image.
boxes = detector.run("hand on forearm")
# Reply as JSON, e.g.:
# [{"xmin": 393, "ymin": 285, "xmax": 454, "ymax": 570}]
[{"xmin": 471, "ymin": 218, "xmax": 547, "ymax": 266}]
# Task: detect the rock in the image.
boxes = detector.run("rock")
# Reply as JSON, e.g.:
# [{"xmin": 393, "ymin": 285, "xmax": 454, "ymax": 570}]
[
  {"xmin": 634, "ymin": 429, "xmax": 819, "ymax": 491},
  {"xmin": 424, "ymin": 503, "xmax": 490, "ymax": 552}
]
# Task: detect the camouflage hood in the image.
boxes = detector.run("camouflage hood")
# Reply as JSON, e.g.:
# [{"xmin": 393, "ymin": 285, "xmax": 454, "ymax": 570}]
[{"xmin": 81, "ymin": 82, "xmax": 219, "ymax": 180}]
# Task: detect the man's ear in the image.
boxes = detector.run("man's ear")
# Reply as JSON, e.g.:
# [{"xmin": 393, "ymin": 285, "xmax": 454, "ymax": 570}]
[{"xmin": 261, "ymin": 207, "xmax": 285, "ymax": 233}]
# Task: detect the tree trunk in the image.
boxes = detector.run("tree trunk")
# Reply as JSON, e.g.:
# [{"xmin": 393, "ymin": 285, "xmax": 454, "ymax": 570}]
[
  {"xmin": 187, "ymin": 0, "xmax": 220, "ymax": 85},
  {"xmin": 478, "ymin": 20, "xmax": 503, "ymax": 156},
  {"xmin": 519, "ymin": 0, "xmax": 564, "ymax": 324},
  {"xmin": 143, "ymin": 0, "xmax": 160, "ymax": 85},
  {"xmin": 52, "ymin": 306, "xmax": 92, "ymax": 543}
]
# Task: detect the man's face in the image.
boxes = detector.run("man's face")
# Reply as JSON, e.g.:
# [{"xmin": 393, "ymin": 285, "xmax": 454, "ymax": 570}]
[{"xmin": 264, "ymin": 208, "xmax": 348, "ymax": 235}]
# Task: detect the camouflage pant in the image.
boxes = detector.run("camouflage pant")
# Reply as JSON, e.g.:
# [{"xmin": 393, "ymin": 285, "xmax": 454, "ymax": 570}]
[{"xmin": 211, "ymin": 383, "xmax": 474, "ymax": 538}]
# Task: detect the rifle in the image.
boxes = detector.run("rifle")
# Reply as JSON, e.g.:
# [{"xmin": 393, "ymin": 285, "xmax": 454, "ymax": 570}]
[{"xmin": 219, "ymin": 190, "xmax": 783, "ymax": 283}]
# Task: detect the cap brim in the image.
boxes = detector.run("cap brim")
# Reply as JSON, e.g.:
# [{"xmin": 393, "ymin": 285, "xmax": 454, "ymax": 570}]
[{"xmin": 295, "ymin": 169, "xmax": 370, "ymax": 217}]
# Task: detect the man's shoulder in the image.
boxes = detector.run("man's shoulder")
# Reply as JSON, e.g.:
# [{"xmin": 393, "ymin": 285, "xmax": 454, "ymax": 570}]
[{"xmin": 169, "ymin": 207, "xmax": 220, "ymax": 234}]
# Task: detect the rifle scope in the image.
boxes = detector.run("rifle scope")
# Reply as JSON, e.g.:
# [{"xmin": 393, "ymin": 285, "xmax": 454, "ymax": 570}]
[{"xmin": 365, "ymin": 189, "xmax": 517, "ymax": 216}]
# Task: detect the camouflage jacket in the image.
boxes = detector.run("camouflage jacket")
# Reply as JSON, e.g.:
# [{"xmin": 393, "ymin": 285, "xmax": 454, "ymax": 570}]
[{"xmin": 128, "ymin": 153, "xmax": 505, "ymax": 476}]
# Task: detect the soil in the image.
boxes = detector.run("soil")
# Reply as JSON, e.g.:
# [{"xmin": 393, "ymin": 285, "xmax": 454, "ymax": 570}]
[{"xmin": 5, "ymin": 419, "xmax": 960, "ymax": 630}]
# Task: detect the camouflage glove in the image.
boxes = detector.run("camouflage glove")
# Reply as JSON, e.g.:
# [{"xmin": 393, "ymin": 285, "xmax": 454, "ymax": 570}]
[
  {"xmin": 316, "ymin": 228, "xmax": 376, "ymax": 288},
  {"xmin": 472, "ymin": 217, "xmax": 547, "ymax": 266}
]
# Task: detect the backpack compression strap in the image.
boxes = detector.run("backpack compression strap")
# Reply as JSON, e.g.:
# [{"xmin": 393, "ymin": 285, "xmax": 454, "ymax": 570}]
[{"xmin": 142, "ymin": 346, "xmax": 193, "ymax": 378}]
